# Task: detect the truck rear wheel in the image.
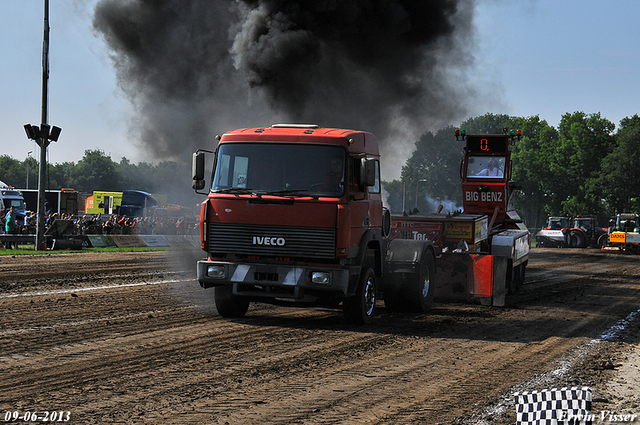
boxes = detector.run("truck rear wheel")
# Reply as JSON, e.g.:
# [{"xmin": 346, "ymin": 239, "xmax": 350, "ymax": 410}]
[
  {"xmin": 344, "ymin": 266, "xmax": 377, "ymax": 325},
  {"xmin": 214, "ymin": 285, "xmax": 250, "ymax": 318},
  {"xmin": 408, "ymin": 251, "xmax": 435, "ymax": 313}
]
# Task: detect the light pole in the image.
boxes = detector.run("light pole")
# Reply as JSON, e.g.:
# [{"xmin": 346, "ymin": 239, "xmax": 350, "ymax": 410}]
[
  {"xmin": 23, "ymin": 0, "xmax": 62, "ymax": 250},
  {"xmin": 402, "ymin": 181, "xmax": 406, "ymax": 212},
  {"xmin": 415, "ymin": 179, "xmax": 427, "ymax": 209},
  {"xmin": 26, "ymin": 151, "xmax": 33, "ymax": 189}
]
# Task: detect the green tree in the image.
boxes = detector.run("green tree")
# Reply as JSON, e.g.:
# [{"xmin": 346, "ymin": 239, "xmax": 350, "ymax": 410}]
[
  {"xmin": 48, "ymin": 161, "xmax": 77, "ymax": 190},
  {"xmin": 0, "ymin": 155, "xmax": 25, "ymax": 188},
  {"xmin": 459, "ymin": 113, "xmax": 517, "ymax": 135},
  {"xmin": 74, "ymin": 150, "xmax": 120, "ymax": 191},
  {"xmin": 510, "ymin": 115, "xmax": 559, "ymax": 228},
  {"xmin": 591, "ymin": 114, "xmax": 640, "ymax": 214},
  {"xmin": 398, "ymin": 126, "xmax": 464, "ymax": 213},
  {"xmin": 550, "ymin": 112, "xmax": 615, "ymax": 216}
]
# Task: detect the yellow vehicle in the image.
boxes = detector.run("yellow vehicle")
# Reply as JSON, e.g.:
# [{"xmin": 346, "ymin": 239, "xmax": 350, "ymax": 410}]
[
  {"xmin": 602, "ymin": 213, "xmax": 640, "ymax": 252},
  {"xmin": 84, "ymin": 191, "xmax": 123, "ymax": 215},
  {"xmin": 84, "ymin": 190, "xmax": 159, "ymax": 216}
]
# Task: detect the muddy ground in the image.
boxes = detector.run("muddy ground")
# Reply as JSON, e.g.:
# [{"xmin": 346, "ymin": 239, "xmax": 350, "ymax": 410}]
[{"xmin": 0, "ymin": 247, "xmax": 639, "ymax": 424}]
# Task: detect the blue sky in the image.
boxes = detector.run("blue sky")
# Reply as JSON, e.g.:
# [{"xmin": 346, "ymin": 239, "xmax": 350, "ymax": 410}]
[
  {"xmin": 474, "ymin": 0, "xmax": 639, "ymax": 129},
  {"xmin": 1, "ymin": 1, "xmax": 639, "ymax": 175}
]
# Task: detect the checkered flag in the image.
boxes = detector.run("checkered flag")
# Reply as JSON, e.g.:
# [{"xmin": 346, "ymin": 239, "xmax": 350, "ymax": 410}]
[{"xmin": 515, "ymin": 387, "xmax": 592, "ymax": 425}]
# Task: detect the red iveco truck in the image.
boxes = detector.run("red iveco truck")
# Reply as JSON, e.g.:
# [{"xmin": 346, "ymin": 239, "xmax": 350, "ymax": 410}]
[
  {"xmin": 192, "ymin": 124, "xmax": 437, "ymax": 324},
  {"xmin": 192, "ymin": 125, "xmax": 530, "ymax": 324}
]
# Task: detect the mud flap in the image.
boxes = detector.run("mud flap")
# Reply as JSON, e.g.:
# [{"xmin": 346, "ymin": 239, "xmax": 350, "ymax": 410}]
[{"xmin": 434, "ymin": 253, "xmax": 506, "ymax": 306}]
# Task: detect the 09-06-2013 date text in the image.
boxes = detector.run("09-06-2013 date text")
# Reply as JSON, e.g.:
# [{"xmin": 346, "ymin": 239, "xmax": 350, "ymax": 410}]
[{"xmin": 4, "ymin": 411, "xmax": 70, "ymax": 422}]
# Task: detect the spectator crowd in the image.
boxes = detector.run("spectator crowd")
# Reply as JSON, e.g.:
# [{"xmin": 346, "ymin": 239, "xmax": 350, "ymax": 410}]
[{"xmin": 2, "ymin": 211, "xmax": 199, "ymax": 237}]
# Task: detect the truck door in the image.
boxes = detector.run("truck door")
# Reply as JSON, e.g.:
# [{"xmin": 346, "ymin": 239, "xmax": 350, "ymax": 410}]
[{"xmin": 348, "ymin": 156, "xmax": 380, "ymax": 248}]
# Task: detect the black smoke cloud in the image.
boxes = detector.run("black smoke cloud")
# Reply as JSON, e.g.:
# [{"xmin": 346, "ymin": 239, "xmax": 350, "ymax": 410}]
[{"xmin": 93, "ymin": 0, "xmax": 477, "ymax": 173}]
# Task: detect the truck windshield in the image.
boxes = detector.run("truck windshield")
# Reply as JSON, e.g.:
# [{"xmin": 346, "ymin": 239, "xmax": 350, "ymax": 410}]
[
  {"xmin": 466, "ymin": 156, "xmax": 506, "ymax": 179},
  {"xmin": 616, "ymin": 215, "xmax": 639, "ymax": 231},
  {"xmin": 3, "ymin": 198, "xmax": 25, "ymax": 210},
  {"xmin": 549, "ymin": 217, "xmax": 570, "ymax": 229},
  {"xmin": 212, "ymin": 143, "xmax": 346, "ymax": 197},
  {"xmin": 574, "ymin": 219, "xmax": 593, "ymax": 230}
]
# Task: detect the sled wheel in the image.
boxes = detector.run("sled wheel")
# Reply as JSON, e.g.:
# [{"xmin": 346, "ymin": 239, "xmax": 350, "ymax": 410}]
[{"xmin": 508, "ymin": 262, "xmax": 526, "ymax": 293}]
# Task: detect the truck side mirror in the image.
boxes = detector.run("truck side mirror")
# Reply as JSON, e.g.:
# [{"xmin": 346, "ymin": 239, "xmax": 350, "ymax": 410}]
[
  {"xmin": 360, "ymin": 158, "xmax": 376, "ymax": 187},
  {"xmin": 192, "ymin": 152, "xmax": 206, "ymax": 191}
]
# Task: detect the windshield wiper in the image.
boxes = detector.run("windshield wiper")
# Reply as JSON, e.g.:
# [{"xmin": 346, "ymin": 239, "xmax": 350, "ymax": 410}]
[
  {"xmin": 213, "ymin": 188, "xmax": 256, "ymax": 194},
  {"xmin": 264, "ymin": 189, "xmax": 315, "ymax": 198}
]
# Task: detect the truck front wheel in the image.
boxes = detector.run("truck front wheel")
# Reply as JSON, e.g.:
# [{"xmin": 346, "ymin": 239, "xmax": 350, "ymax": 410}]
[
  {"xmin": 344, "ymin": 266, "xmax": 377, "ymax": 325},
  {"xmin": 214, "ymin": 285, "xmax": 250, "ymax": 318}
]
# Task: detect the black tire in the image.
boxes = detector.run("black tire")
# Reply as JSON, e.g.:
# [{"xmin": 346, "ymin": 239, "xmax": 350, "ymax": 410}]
[
  {"xmin": 570, "ymin": 230, "xmax": 586, "ymax": 248},
  {"xmin": 344, "ymin": 266, "xmax": 377, "ymax": 325},
  {"xmin": 597, "ymin": 234, "xmax": 608, "ymax": 248},
  {"xmin": 507, "ymin": 262, "xmax": 517, "ymax": 293},
  {"xmin": 408, "ymin": 251, "xmax": 435, "ymax": 313},
  {"xmin": 214, "ymin": 285, "xmax": 250, "ymax": 318},
  {"xmin": 516, "ymin": 261, "xmax": 527, "ymax": 291},
  {"xmin": 508, "ymin": 262, "xmax": 527, "ymax": 293}
]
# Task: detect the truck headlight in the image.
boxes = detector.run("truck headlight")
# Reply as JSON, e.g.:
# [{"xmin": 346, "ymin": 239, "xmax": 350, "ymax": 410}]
[
  {"xmin": 311, "ymin": 271, "xmax": 331, "ymax": 285},
  {"xmin": 207, "ymin": 265, "xmax": 226, "ymax": 279}
]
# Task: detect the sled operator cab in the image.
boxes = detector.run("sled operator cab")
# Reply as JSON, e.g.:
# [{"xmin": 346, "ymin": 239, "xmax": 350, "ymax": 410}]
[
  {"xmin": 456, "ymin": 128, "xmax": 530, "ymax": 292},
  {"xmin": 457, "ymin": 129, "xmax": 522, "ymax": 229}
]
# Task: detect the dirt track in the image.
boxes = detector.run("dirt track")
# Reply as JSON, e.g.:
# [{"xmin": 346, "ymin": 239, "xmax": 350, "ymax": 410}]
[{"xmin": 1, "ymin": 248, "xmax": 639, "ymax": 424}]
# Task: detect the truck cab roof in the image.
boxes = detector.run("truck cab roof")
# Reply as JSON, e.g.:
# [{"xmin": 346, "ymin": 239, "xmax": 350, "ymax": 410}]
[{"xmin": 220, "ymin": 124, "xmax": 380, "ymax": 156}]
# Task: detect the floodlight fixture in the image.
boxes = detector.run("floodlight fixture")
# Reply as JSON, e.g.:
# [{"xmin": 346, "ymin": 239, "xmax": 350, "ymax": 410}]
[{"xmin": 24, "ymin": 124, "xmax": 39, "ymax": 140}]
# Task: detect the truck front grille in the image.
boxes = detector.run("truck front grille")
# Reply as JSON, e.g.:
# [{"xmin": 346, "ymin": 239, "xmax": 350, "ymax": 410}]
[{"xmin": 208, "ymin": 223, "xmax": 335, "ymax": 259}]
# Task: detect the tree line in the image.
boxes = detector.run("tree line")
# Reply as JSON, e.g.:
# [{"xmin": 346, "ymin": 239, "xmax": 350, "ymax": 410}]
[{"xmin": 383, "ymin": 112, "xmax": 640, "ymax": 229}]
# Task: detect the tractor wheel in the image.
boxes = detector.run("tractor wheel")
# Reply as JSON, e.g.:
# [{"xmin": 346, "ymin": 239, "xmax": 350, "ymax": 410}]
[
  {"xmin": 597, "ymin": 234, "xmax": 608, "ymax": 248},
  {"xmin": 570, "ymin": 230, "xmax": 586, "ymax": 248}
]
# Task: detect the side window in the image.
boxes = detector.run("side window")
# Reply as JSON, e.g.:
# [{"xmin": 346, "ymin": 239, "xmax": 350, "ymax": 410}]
[{"xmin": 370, "ymin": 160, "xmax": 381, "ymax": 194}]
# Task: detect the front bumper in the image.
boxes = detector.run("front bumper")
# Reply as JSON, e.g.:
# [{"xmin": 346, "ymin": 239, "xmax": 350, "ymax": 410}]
[{"xmin": 197, "ymin": 260, "xmax": 351, "ymax": 300}]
